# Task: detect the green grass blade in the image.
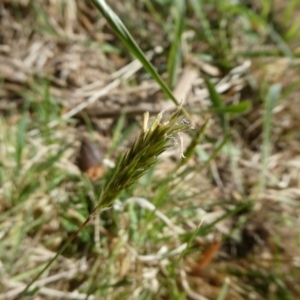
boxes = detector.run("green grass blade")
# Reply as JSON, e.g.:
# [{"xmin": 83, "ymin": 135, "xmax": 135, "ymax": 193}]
[
  {"xmin": 179, "ymin": 135, "xmax": 229, "ymax": 179},
  {"xmin": 15, "ymin": 110, "xmax": 28, "ymax": 175},
  {"xmin": 260, "ymin": 0, "xmax": 272, "ymax": 19},
  {"xmin": 32, "ymin": 1, "xmax": 60, "ymax": 37},
  {"xmin": 167, "ymin": 0, "xmax": 185, "ymax": 88},
  {"xmin": 204, "ymin": 77, "xmax": 228, "ymax": 134},
  {"xmin": 143, "ymin": 0, "xmax": 165, "ymax": 31},
  {"xmin": 259, "ymin": 84, "xmax": 281, "ymax": 191},
  {"xmin": 198, "ymin": 202, "xmax": 252, "ymax": 237},
  {"xmin": 190, "ymin": 0, "xmax": 216, "ymax": 48},
  {"xmin": 223, "ymin": 4, "xmax": 293, "ymax": 57},
  {"xmin": 217, "ymin": 278, "xmax": 230, "ymax": 300},
  {"xmin": 34, "ymin": 146, "xmax": 68, "ymax": 173},
  {"xmin": 210, "ymin": 100, "xmax": 251, "ymax": 114},
  {"xmin": 108, "ymin": 113, "xmax": 126, "ymax": 155},
  {"xmin": 91, "ymin": 0, "xmax": 179, "ymax": 106},
  {"xmin": 177, "ymin": 120, "xmax": 207, "ymax": 169},
  {"xmin": 268, "ymin": 24, "xmax": 294, "ymax": 58}
]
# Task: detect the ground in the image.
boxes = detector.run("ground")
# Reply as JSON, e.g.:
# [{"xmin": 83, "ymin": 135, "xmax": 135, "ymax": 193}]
[{"xmin": 0, "ymin": 0, "xmax": 300, "ymax": 299}]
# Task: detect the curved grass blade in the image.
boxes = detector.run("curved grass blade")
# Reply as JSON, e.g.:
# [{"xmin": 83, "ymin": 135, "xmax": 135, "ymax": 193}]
[{"xmin": 91, "ymin": 0, "xmax": 179, "ymax": 106}]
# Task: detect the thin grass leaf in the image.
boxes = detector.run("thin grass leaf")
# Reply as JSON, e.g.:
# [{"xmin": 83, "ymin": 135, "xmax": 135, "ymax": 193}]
[
  {"xmin": 33, "ymin": 146, "xmax": 68, "ymax": 173},
  {"xmin": 91, "ymin": 0, "xmax": 179, "ymax": 106},
  {"xmin": 15, "ymin": 111, "xmax": 28, "ymax": 175},
  {"xmin": 153, "ymin": 134, "xmax": 228, "ymax": 191},
  {"xmin": 204, "ymin": 76, "xmax": 228, "ymax": 134},
  {"xmin": 108, "ymin": 113, "xmax": 126, "ymax": 154},
  {"xmin": 234, "ymin": 49, "xmax": 295, "ymax": 57},
  {"xmin": 167, "ymin": 0, "xmax": 185, "ymax": 88},
  {"xmin": 174, "ymin": 223, "xmax": 201, "ymax": 270},
  {"xmin": 190, "ymin": 0, "xmax": 217, "ymax": 48},
  {"xmin": 143, "ymin": 0, "xmax": 165, "ymax": 30},
  {"xmin": 259, "ymin": 84, "xmax": 281, "ymax": 191},
  {"xmin": 18, "ymin": 181, "xmax": 40, "ymax": 202},
  {"xmin": 272, "ymin": 277, "xmax": 294, "ymax": 300},
  {"xmin": 227, "ymin": 140, "xmax": 245, "ymax": 196},
  {"xmin": 81, "ymin": 112, "xmax": 97, "ymax": 137},
  {"xmin": 268, "ymin": 24, "xmax": 294, "ymax": 58},
  {"xmin": 198, "ymin": 202, "xmax": 252, "ymax": 237},
  {"xmin": 285, "ymin": 21, "xmax": 300, "ymax": 42},
  {"xmin": 224, "ymin": 4, "xmax": 293, "ymax": 57},
  {"xmin": 176, "ymin": 120, "xmax": 208, "ymax": 169},
  {"xmin": 283, "ymin": 0, "xmax": 299, "ymax": 22},
  {"xmin": 260, "ymin": 0, "xmax": 272, "ymax": 19},
  {"xmin": 176, "ymin": 135, "xmax": 229, "ymax": 180},
  {"xmin": 32, "ymin": 1, "xmax": 60, "ymax": 37},
  {"xmin": 210, "ymin": 100, "xmax": 251, "ymax": 114},
  {"xmin": 283, "ymin": 1, "xmax": 300, "ymax": 42},
  {"xmin": 217, "ymin": 278, "xmax": 230, "ymax": 300}
]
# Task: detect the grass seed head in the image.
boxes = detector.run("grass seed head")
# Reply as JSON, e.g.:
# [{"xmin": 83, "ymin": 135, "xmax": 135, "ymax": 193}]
[{"xmin": 96, "ymin": 106, "xmax": 192, "ymax": 211}]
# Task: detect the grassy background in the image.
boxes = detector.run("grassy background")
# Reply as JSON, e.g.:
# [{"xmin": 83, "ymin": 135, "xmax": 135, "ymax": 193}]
[{"xmin": 1, "ymin": 0, "xmax": 300, "ymax": 299}]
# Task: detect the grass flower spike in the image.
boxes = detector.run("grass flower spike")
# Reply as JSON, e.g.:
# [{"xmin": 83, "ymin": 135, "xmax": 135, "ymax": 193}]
[{"xmin": 95, "ymin": 104, "xmax": 192, "ymax": 212}]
